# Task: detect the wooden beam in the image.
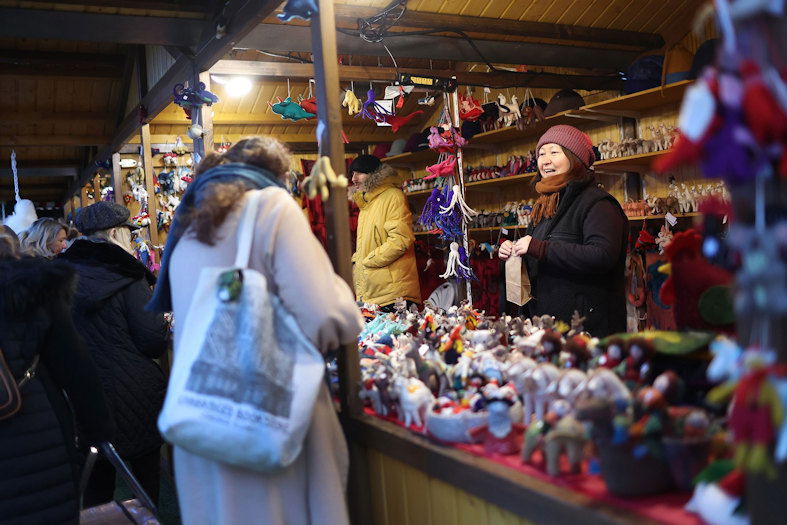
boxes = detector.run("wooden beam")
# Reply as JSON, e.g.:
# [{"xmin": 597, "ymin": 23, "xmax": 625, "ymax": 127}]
[
  {"xmin": 334, "ymin": 5, "xmax": 665, "ymax": 50},
  {"xmin": 198, "ymin": 72, "xmax": 215, "ymax": 154},
  {"xmin": 66, "ymin": 0, "xmax": 284, "ymax": 201},
  {"xmin": 129, "ymin": 133, "xmax": 382, "ymax": 146},
  {"xmin": 117, "ymin": 48, "xmax": 137, "ymax": 127},
  {"xmin": 0, "ymin": 167, "xmax": 78, "ymax": 178},
  {"xmin": 0, "ymin": 188, "xmax": 65, "ymax": 200},
  {"xmin": 0, "ymin": 112, "xmax": 110, "ymax": 125},
  {"xmin": 0, "ymin": 7, "xmax": 203, "ymax": 47},
  {"xmin": 44, "ymin": 0, "xmax": 211, "ymax": 12},
  {"xmin": 111, "ymin": 153, "xmax": 124, "ymax": 206},
  {"xmin": 209, "ymin": 59, "xmax": 622, "ymax": 91},
  {"xmin": 139, "ymin": 124, "xmax": 158, "ymax": 246},
  {"xmin": 239, "ymin": 24, "xmax": 641, "ymax": 70},
  {"xmin": 0, "ymin": 49, "xmax": 124, "ymax": 78},
  {"xmin": 0, "ymin": 136, "xmax": 111, "ymax": 147}
]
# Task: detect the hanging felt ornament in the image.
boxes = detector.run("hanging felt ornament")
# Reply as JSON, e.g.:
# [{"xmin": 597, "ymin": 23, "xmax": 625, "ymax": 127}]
[
  {"xmin": 740, "ymin": 60, "xmax": 787, "ymax": 144},
  {"xmin": 342, "ymin": 90, "xmax": 362, "ymax": 116},
  {"xmin": 3, "ymin": 150, "xmax": 38, "ymax": 234},
  {"xmin": 440, "ymin": 242, "xmax": 475, "ymax": 280},
  {"xmin": 301, "ymin": 156, "xmax": 349, "ymax": 200},
  {"xmin": 439, "ymin": 184, "xmax": 478, "ymax": 219},
  {"xmin": 299, "ymin": 96, "xmax": 318, "ymax": 116},
  {"xmin": 357, "ymin": 88, "xmax": 392, "ymax": 121},
  {"xmin": 131, "ymin": 212, "xmax": 150, "ymax": 227},
  {"xmin": 173, "ymin": 82, "xmax": 219, "ymax": 119},
  {"xmin": 435, "ymin": 186, "xmax": 464, "ymax": 240},
  {"xmin": 173, "ymin": 136, "xmax": 188, "ymax": 155},
  {"xmin": 419, "ymin": 186, "xmax": 448, "ymax": 232},
  {"xmin": 277, "ymin": 0, "xmax": 318, "ymax": 22},
  {"xmin": 270, "ymin": 97, "xmax": 316, "ymax": 121},
  {"xmin": 380, "ymin": 110, "xmax": 424, "ymax": 133},
  {"xmin": 424, "ymin": 154, "xmax": 457, "ymax": 180},
  {"xmin": 157, "ymin": 171, "xmax": 176, "ymax": 195},
  {"xmin": 458, "ymin": 92, "xmax": 484, "ymax": 121},
  {"xmin": 101, "ymin": 186, "xmax": 114, "ymax": 202}
]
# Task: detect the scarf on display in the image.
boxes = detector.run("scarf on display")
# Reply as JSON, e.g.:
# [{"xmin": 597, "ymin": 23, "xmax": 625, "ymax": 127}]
[
  {"xmin": 530, "ymin": 172, "xmax": 574, "ymax": 225},
  {"xmin": 146, "ymin": 162, "xmax": 284, "ymax": 312}
]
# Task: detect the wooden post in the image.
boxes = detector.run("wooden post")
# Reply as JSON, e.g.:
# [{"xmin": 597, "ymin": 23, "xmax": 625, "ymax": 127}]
[
  {"xmin": 451, "ymin": 81, "xmax": 472, "ymax": 304},
  {"xmin": 311, "ymin": 3, "xmax": 371, "ymax": 523},
  {"xmin": 199, "ymin": 71, "xmax": 215, "ymax": 155},
  {"xmin": 139, "ymin": 124, "xmax": 159, "ymax": 246},
  {"xmin": 111, "ymin": 153, "xmax": 124, "ymax": 205}
]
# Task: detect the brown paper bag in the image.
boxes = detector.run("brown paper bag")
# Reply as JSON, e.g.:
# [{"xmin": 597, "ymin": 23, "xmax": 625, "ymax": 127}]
[{"xmin": 505, "ymin": 255, "xmax": 532, "ymax": 306}]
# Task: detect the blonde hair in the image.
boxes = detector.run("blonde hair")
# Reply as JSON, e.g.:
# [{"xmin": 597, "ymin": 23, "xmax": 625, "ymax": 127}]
[{"xmin": 19, "ymin": 217, "xmax": 67, "ymax": 258}]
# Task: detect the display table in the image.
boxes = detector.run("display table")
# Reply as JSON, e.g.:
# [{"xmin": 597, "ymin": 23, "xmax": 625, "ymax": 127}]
[{"xmin": 348, "ymin": 412, "xmax": 702, "ymax": 525}]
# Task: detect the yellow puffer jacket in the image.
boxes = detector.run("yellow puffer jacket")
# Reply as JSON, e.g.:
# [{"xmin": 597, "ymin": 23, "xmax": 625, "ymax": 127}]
[{"xmin": 352, "ymin": 164, "xmax": 421, "ymax": 306}]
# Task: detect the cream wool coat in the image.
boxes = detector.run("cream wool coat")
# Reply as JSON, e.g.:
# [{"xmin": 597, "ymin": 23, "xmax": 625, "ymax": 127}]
[{"xmin": 169, "ymin": 187, "xmax": 363, "ymax": 525}]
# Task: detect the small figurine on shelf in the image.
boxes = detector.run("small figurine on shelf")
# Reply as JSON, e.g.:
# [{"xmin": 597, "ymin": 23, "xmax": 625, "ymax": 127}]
[
  {"xmin": 616, "ymin": 337, "xmax": 654, "ymax": 388},
  {"xmin": 597, "ymin": 337, "xmax": 626, "ymax": 369},
  {"xmin": 469, "ymin": 382, "xmax": 523, "ymax": 455},
  {"xmin": 523, "ymin": 399, "xmax": 586, "ymax": 476},
  {"xmin": 629, "ymin": 387, "xmax": 669, "ymax": 459},
  {"xmin": 538, "ymin": 330, "xmax": 563, "ymax": 365}
]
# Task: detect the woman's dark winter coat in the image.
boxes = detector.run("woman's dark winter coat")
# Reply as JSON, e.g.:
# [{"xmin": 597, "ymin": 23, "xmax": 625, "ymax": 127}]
[
  {"xmin": 0, "ymin": 258, "xmax": 114, "ymax": 525},
  {"xmin": 60, "ymin": 239, "xmax": 168, "ymax": 459},
  {"xmin": 525, "ymin": 180, "xmax": 628, "ymax": 337}
]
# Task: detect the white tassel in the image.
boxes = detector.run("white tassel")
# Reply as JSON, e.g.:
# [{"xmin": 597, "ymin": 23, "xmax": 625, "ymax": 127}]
[{"xmin": 439, "ymin": 184, "xmax": 478, "ymax": 218}]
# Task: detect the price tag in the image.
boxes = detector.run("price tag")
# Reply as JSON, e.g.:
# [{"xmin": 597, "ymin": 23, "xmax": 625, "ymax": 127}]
[
  {"xmin": 501, "ymin": 228, "xmax": 509, "ymax": 235},
  {"xmin": 665, "ymin": 212, "xmax": 678, "ymax": 226}
]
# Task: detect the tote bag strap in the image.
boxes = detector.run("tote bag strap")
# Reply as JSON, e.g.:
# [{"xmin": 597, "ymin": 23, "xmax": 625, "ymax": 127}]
[{"xmin": 234, "ymin": 190, "xmax": 263, "ymax": 269}]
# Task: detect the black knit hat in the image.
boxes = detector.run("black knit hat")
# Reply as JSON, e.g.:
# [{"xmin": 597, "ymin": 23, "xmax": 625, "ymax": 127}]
[
  {"xmin": 348, "ymin": 154, "xmax": 382, "ymax": 175},
  {"xmin": 75, "ymin": 201, "xmax": 139, "ymax": 234}
]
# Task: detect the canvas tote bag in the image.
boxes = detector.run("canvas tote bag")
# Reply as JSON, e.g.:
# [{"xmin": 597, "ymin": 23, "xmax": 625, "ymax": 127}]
[{"xmin": 158, "ymin": 190, "xmax": 325, "ymax": 472}]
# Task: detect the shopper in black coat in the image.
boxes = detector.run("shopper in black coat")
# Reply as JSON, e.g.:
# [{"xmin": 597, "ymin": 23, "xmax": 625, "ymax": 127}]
[
  {"xmin": 0, "ymin": 252, "xmax": 114, "ymax": 524},
  {"xmin": 500, "ymin": 125, "xmax": 627, "ymax": 337},
  {"xmin": 61, "ymin": 201, "xmax": 169, "ymax": 506}
]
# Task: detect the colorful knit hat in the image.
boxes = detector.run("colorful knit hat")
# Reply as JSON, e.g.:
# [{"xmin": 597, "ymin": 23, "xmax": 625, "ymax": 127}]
[{"xmin": 536, "ymin": 125, "xmax": 595, "ymax": 168}]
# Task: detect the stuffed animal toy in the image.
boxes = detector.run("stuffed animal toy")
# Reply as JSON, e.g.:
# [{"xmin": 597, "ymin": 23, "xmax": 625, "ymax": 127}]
[
  {"xmin": 342, "ymin": 90, "xmax": 361, "ymax": 116},
  {"xmin": 271, "ymin": 97, "xmax": 316, "ymax": 121},
  {"xmin": 298, "ymin": 96, "xmax": 318, "ymax": 117},
  {"xmin": 173, "ymin": 82, "xmax": 219, "ymax": 119},
  {"xmin": 3, "ymin": 199, "xmax": 38, "ymax": 234},
  {"xmin": 277, "ymin": 0, "xmax": 318, "ymax": 22},
  {"xmin": 381, "ymin": 110, "xmax": 424, "ymax": 133}
]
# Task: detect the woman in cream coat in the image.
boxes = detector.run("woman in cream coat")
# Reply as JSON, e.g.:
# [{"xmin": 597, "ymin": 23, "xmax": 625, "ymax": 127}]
[{"xmin": 148, "ymin": 137, "xmax": 363, "ymax": 525}]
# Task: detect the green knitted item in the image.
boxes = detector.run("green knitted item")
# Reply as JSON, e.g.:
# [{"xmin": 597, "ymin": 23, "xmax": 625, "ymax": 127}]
[{"xmin": 698, "ymin": 285, "xmax": 735, "ymax": 325}]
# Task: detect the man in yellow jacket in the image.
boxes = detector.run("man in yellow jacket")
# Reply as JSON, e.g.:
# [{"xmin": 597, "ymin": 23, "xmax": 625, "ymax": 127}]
[{"xmin": 350, "ymin": 155, "xmax": 421, "ymax": 309}]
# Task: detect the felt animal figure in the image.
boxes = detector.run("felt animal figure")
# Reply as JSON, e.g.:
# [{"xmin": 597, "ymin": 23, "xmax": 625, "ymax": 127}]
[
  {"xmin": 381, "ymin": 110, "xmax": 424, "ymax": 133},
  {"xmin": 341, "ymin": 89, "xmax": 361, "ymax": 116},
  {"xmin": 616, "ymin": 337, "xmax": 654, "ymax": 387},
  {"xmin": 546, "ymin": 369, "xmax": 587, "ymax": 402},
  {"xmin": 157, "ymin": 171, "xmax": 176, "ymax": 195},
  {"xmin": 685, "ymin": 462, "xmax": 749, "ymax": 525},
  {"xmin": 597, "ymin": 338, "xmax": 625, "ymax": 369},
  {"xmin": 271, "ymin": 97, "xmax": 316, "ymax": 121},
  {"xmin": 573, "ymin": 368, "xmax": 632, "ymax": 405},
  {"xmin": 395, "ymin": 376, "xmax": 434, "ymax": 428},
  {"xmin": 173, "ymin": 82, "xmax": 219, "ymax": 118},
  {"xmin": 522, "ymin": 399, "xmax": 585, "ymax": 476},
  {"xmin": 277, "ymin": 0, "xmax": 318, "ymax": 21},
  {"xmin": 424, "ymin": 155, "xmax": 457, "ymax": 180},
  {"xmin": 469, "ymin": 383, "xmax": 522, "ymax": 455},
  {"xmin": 458, "ymin": 93, "xmax": 484, "ymax": 121},
  {"xmin": 520, "ymin": 363, "xmax": 559, "ymax": 425},
  {"xmin": 298, "ymin": 96, "xmax": 318, "ymax": 117},
  {"xmin": 360, "ymin": 372, "xmax": 388, "ymax": 416},
  {"xmin": 301, "ymin": 156, "xmax": 348, "ymax": 200},
  {"xmin": 357, "ymin": 89, "xmax": 391, "ymax": 121}
]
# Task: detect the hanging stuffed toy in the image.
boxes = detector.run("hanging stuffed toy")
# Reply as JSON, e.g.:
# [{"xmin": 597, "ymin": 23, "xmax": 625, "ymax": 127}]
[
  {"xmin": 357, "ymin": 89, "xmax": 392, "ymax": 121},
  {"xmin": 439, "ymin": 184, "xmax": 478, "ymax": 220},
  {"xmin": 299, "ymin": 96, "xmax": 318, "ymax": 118},
  {"xmin": 277, "ymin": 0, "xmax": 318, "ymax": 22},
  {"xmin": 428, "ymin": 124, "xmax": 467, "ymax": 153},
  {"xmin": 173, "ymin": 82, "xmax": 219, "ymax": 119},
  {"xmin": 424, "ymin": 154, "xmax": 457, "ymax": 180},
  {"xmin": 301, "ymin": 156, "xmax": 348, "ymax": 200},
  {"xmin": 270, "ymin": 97, "xmax": 316, "ymax": 121},
  {"xmin": 157, "ymin": 171, "xmax": 176, "ymax": 195},
  {"xmin": 342, "ymin": 90, "xmax": 362, "ymax": 116},
  {"xmin": 131, "ymin": 212, "xmax": 151, "ymax": 228},
  {"xmin": 3, "ymin": 151, "xmax": 38, "ymax": 234},
  {"xmin": 101, "ymin": 186, "xmax": 114, "ymax": 202},
  {"xmin": 440, "ymin": 242, "xmax": 476, "ymax": 280},
  {"xmin": 173, "ymin": 136, "xmax": 188, "ymax": 155},
  {"xmin": 458, "ymin": 92, "xmax": 484, "ymax": 121},
  {"xmin": 381, "ymin": 110, "xmax": 424, "ymax": 133}
]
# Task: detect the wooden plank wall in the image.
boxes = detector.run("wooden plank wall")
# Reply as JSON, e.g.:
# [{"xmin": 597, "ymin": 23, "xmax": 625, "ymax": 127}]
[{"xmin": 367, "ymin": 450, "xmax": 534, "ymax": 525}]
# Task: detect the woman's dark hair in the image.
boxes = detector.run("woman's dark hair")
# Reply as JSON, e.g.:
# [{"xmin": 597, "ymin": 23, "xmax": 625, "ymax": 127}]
[
  {"xmin": 176, "ymin": 136, "xmax": 292, "ymax": 245},
  {"xmin": 0, "ymin": 225, "xmax": 21, "ymax": 260},
  {"xmin": 532, "ymin": 146, "xmax": 596, "ymax": 186}
]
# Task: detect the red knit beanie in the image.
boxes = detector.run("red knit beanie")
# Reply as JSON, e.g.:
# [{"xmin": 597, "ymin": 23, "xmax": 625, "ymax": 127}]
[{"xmin": 536, "ymin": 125, "xmax": 595, "ymax": 168}]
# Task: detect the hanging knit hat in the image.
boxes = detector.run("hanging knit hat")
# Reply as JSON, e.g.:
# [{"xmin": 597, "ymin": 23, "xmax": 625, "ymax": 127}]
[
  {"xmin": 536, "ymin": 125, "xmax": 595, "ymax": 168},
  {"xmin": 348, "ymin": 154, "xmax": 382, "ymax": 175}
]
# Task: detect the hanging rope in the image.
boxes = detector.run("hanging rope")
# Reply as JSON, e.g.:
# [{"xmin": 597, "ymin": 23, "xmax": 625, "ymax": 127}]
[{"xmin": 11, "ymin": 150, "xmax": 20, "ymax": 202}]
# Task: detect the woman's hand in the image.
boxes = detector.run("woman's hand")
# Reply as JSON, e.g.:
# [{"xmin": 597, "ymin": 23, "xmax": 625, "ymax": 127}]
[
  {"xmin": 498, "ymin": 240, "xmax": 513, "ymax": 260},
  {"xmin": 513, "ymin": 235, "xmax": 532, "ymax": 256}
]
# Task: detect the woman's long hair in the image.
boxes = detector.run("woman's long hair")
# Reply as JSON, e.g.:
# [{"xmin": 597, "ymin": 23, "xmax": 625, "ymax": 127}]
[
  {"xmin": 175, "ymin": 136, "xmax": 292, "ymax": 245},
  {"xmin": 18, "ymin": 217, "xmax": 66, "ymax": 258}
]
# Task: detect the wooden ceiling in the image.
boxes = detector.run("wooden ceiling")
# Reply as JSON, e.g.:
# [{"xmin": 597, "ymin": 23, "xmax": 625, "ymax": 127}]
[{"xmin": 0, "ymin": 0, "xmax": 707, "ymax": 205}]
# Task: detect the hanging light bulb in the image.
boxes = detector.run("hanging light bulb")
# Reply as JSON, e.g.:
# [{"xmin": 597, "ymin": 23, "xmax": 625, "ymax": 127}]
[{"xmin": 225, "ymin": 77, "xmax": 252, "ymax": 97}]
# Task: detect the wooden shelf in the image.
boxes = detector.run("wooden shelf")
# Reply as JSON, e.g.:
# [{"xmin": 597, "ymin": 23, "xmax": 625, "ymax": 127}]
[
  {"xmin": 594, "ymin": 150, "xmax": 668, "ymax": 173},
  {"xmin": 469, "ymin": 111, "xmax": 575, "ymax": 145},
  {"xmin": 577, "ymin": 80, "xmax": 691, "ymax": 118},
  {"xmin": 627, "ymin": 212, "xmax": 701, "ymax": 221},
  {"xmin": 404, "ymin": 187, "xmax": 436, "ymax": 197},
  {"xmin": 381, "ymin": 148, "xmax": 438, "ymax": 168},
  {"xmin": 465, "ymin": 172, "xmax": 537, "ymax": 188}
]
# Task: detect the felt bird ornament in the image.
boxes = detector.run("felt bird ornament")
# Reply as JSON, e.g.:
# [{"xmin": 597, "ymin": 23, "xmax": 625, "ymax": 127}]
[
  {"xmin": 342, "ymin": 90, "xmax": 361, "ymax": 116},
  {"xmin": 301, "ymin": 156, "xmax": 348, "ymax": 200},
  {"xmin": 271, "ymin": 97, "xmax": 316, "ymax": 121},
  {"xmin": 380, "ymin": 110, "xmax": 424, "ymax": 133}
]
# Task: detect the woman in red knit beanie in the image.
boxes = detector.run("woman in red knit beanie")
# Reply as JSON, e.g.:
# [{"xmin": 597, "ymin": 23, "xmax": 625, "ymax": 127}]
[{"xmin": 499, "ymin": 125, "xmax": 627, "ymax": 337}]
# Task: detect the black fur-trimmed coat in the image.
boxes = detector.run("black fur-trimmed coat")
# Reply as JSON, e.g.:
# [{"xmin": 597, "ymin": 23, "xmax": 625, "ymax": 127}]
[
  {"xmin": 0, "ymin": 257, "xmax": 114, "ymax": 525},
  {"xmin": 60, "ymin": 239, "xmax": 168, "ymax": 459}
]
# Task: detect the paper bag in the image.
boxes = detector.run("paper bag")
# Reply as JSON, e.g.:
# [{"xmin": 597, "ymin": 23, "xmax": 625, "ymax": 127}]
[{"xmin": 505, "ymin": 255, "xmax": 532, "ymax": 306}]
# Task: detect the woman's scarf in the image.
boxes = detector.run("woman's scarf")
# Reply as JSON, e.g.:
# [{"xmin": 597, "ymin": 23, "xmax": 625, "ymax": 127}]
[
  {"xmin": 530, "ymin": 172, "xmax": 574, "ymax": 225},
  {"xmin": 146, "ymin": 162, "xmax": 284, "ymax": 312}
]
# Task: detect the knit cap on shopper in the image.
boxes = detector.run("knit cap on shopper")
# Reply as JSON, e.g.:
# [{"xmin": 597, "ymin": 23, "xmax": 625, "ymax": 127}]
[
  {"xmin": 536, "ymin": 125, "xmax": 595, "ymax": 168},
  {"xmin": 348, "ymin": 154, "xmax": 382, "ymax": 175},
  {"xmin": 75, "ymin": 201, "xmax": 139, "ymax": 234}
]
